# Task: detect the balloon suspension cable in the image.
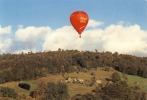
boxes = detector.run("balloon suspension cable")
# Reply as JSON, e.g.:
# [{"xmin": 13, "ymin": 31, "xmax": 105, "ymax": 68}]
[{"xmin": 79, "ymin": 35, "xmax": 81, "ymax": 38}]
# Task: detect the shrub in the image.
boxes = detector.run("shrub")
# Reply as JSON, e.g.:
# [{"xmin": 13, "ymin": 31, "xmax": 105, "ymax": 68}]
[
  {"xmin": 104, "ymin": 66, "xmax": 111, "ymax": 71},
  {"xmin": 30, "ymin": 90, "xmax": 42, "ymax": 98},
  {"xmin": 0, "ymin": 86, "xmax": 18, "ymax": 99},
  {"xmin": 42, "ymin": 82, "xmax": 69, "ymax": 100},
  {"xmin": 71, "ymin": 93, "xmax": 99, "ymax": 100},
  {"xmin": 90, "ymin": 72, "xmax": 95, "ymax": 76},
  {"xmin": 18, "ymin": 83, "xmax": 30, "ymax": 90},
  {"xmin": 111, "ymin": 72, "xmax": 121, "ymax": 83}
]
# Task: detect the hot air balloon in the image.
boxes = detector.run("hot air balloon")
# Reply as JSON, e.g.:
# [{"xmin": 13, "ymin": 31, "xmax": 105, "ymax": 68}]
[{"xmin": 70, "ymin": 11, "xmax": 89, "ymax": 38}]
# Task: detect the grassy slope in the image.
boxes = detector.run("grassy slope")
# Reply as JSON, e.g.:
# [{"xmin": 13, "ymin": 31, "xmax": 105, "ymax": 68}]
[
  {"xmin": 124, "ymin": 74, "xmax": 147, "ymax": 91},
  {"xmin": 0, "ymin": 67, "xmax": 146, "ymax": 99}
]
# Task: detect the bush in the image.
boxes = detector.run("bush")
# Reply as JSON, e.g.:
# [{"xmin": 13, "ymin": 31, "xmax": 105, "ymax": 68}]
[
  {"xmin": 30, "ymin": 90, "xmax": 41, "ymax": 98},
  {"xmin": 18, "ymin": 83, "xmax": 30, "ymax": 90},
  {"xmin": 71, "ymin": 93, "xmax": 99, "ymax": 100},
  {"xmin": 104, "ymin": 66, "xmax": 111, "ymax": 71},
  {"xmin": 0, "ymin": 86, "xmax": 18, "ymax": 99},
  {"xmin": 111, "ymin": 72, "xmax": 121, "ymax": 83},
  {"xmin": 90, "ymin": 72, "xmax": 95, "ymax": 76},
  {"xmin": 42, "ymin": 82, "xmax": 69, "ymax": 100},
  {"xmin": 94, "ymin": 81, "xmax": 129, "ymax": 99}
]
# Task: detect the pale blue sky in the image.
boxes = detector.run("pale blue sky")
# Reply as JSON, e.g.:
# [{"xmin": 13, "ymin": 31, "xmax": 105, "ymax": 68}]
[
  {"xmin": 0, "ymin": 0, "xmax": 147, "ymax": 30},
  {"xmin": 0, "ymin": 0, "xmax": 147, "ymax": 56}
]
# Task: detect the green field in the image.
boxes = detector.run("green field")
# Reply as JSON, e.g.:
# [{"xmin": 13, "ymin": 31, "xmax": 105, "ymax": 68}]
[{"xmin": 124, "ymin": 74, "xmax": 147, "ymax": 91}]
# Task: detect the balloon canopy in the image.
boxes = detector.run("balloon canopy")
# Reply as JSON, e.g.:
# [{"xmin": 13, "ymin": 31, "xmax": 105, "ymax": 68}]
[{"xmin": 70, "ymin": 11, "xmax": 89, "ymax": 38}]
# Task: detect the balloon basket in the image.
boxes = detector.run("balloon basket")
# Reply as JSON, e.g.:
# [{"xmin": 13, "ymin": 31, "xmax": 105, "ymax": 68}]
[{"xmin": 79, "ymin": 35, "xmax": 81, "ymax": 38}]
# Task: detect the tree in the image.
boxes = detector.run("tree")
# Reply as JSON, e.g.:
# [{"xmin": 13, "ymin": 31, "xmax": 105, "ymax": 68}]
[
  {"xmin": 111, "ymin": 72, "xmax": 121, "ymax": 83},
  {"xmin": 43, "ymin": 82, "xmax": 69, "ymax": 100},
  {"xmin": 0, "ymin": 86, "xmax": 18, "ymax": 99}
]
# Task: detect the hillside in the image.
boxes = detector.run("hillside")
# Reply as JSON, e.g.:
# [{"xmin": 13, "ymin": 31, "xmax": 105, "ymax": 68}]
[
  {"xmin": 0, "ymin": 50, "xmax": 147, "ymax": 99},
  {"xmin": 0, "ymin": 67, "xmax": 146, "ymax": 100}
]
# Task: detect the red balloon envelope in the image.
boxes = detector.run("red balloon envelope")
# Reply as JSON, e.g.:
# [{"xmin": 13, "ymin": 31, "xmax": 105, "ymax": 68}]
[{"xmin": 70, "ymin": 11, "xmax": 89, "ymax": 38}]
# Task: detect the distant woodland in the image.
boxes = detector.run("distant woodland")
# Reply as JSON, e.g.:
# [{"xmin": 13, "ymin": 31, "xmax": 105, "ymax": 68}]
[{"xmin": 0, "ymin": 49, "xmax": 147, "ymax": 83}]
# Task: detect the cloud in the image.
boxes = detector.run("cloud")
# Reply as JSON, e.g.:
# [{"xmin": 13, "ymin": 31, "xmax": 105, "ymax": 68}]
[
  {"xmin": 0, "ymin": 26, "xmax": 13, "ymax": 53},
  {"xmin": 0, "ymin": 37, "xmax": 13, "ymax": 53},
  {"xmin": 99, "ymin": 24, "xmax": 147, "ymax": 55},
  {"xmin": 13, "ymin": 26, "xmax": 52, "ymax": 53},
  {"xmin": 43, "ymin": 26, "xmax": 84, "ymax": 51},
  {"xmin": 43, "ymin": 23, "xmax": 147, "ymax": 56},
  {"xmin": 14, "ymin": 49, "xmax": 37, "ymax": 54},
  {"xmin": 1, "ymin": 19, "xmax": 147, "ymax": 57},
  {"xmin": 15, "ymin": 26, "xmax": 51, "ymax": 42},
  {"xmin": 87, "ymin": 19, "xmax": 103, "ymax": 28},
  {"xmin": 18, "ymin": 25, "xmax": 23, "ymax": 28},
  {"xmin": 0, "ymin": 26, "xmax": 12, "ymax": 35}
]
